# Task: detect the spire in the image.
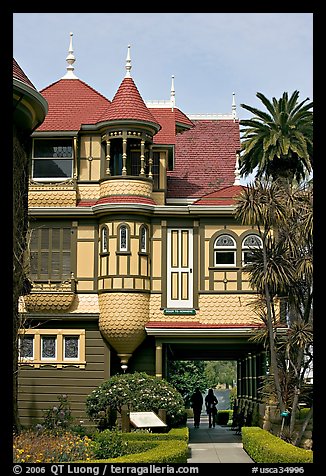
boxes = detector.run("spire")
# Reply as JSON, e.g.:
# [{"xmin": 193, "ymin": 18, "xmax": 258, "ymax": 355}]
[
  {"xmin": 170, "ymin": 75, "xmax": 175, "ymax": 110},
  {"xmin": 125, "ymin": 45, "xmax": 132, "ymax": 78},
  {"xmin": 232, "ymin": 92, "xmax": 237, "ymax": 119},
  {"xmin": 233, "ymin": 151, "xmax": 241, "ymax": 185},
  {"xmin": 62, "ymin": 32, "xmax": 78, "ymax": 79}
]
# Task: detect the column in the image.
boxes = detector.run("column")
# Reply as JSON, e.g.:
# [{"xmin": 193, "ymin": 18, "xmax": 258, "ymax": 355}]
[
  {"xmin": 248, "ymin": 353, "xmax": 253, "ymax": 399},
  {"xmin": 252, "ymin": 354, "xmax": 257, "ymax": 400},
  {"xmin": 105, "ymin": 139, "xmax": 111, "ymax": 175},
  {"xmin": 122, "ymin": 137, "xmax": 127, "ymax": 176},
  {"xmin": 237, "ymin": 358, "xmax": 242, "ymax": 398},
  {"xmin": 140, "ymin": 140, "xmax": 145, "ymax": 175},
  {"xmin": 148, "ymin": 145, "xmax": 153, "ymax": 179},
  {"xmin": 155, "ymin": 342, "xmax": 163, "ymax": 379}
]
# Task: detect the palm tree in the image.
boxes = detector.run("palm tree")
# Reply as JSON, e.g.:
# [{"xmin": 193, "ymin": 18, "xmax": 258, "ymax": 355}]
[
  {"xmin": 239, "ymin": 91, "xmax": 313, "ymax": 184},
  {"xmin": 235, "ymin": 179, "xmax": 313, "ymax": 446}
]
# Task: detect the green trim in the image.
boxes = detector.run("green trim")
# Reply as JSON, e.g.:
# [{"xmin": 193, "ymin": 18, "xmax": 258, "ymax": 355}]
[{"xmin": 163, "ymin": 309, "xmax": 196, "ymax": 315}]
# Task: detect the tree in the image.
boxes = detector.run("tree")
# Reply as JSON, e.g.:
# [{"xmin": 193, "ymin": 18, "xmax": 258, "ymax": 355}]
[
  {"xmin": 235, "ymin": 179, "xmax": 313, "ymax": 446},
  {"xmin": 86, "ymin": 372, "xmax": 186, "ymax": 429},
  {"xmin": 167, "ymin": 361, "xmax": 208, "ymax": 408},
  {"xmin": 239, "ymin": 91, "xmax": 313, "ymax": 184},
  {"xmin": 204, "ymin": 361, "xmax": 237, "ymax": 388}
]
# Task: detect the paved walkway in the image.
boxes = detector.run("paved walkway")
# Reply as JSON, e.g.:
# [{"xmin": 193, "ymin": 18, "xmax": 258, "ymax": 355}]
[{"xmin": 186, "ymin": 416, "xmax": 254, "ymax": 463}]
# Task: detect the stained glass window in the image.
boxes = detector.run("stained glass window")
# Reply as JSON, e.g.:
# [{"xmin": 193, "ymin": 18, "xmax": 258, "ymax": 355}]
[
  {"xmin": 64, "ymin": 336, "xmax": 79, "ymax": 359},
  {"xmin": 19, "ymin": 335, "xmax": 34, "ymax": 359},
  {"xmin": 102, "ymin": 227, "xmax": 108, "ymax": 253},
  {"xmin": 119, "ymin": 225, "xmax": 128, "ymax": 251},
  {"xmin": 41, "ymin": 336, "xmax": 56, "ymax": 359},
  {"xmin": 242, "ymin": 234, "xmax": 263, "ymax": 264},
  {"xmin": 214, "ymin": 234, "xmax": 236, "ymax": 266},
  {"xmin": 33, "ymin": 139, "xmax": 73, "ymax": 180},
  {"xmin": 140, "ymin": 226, "xmax": 147, "ymax": 253}
]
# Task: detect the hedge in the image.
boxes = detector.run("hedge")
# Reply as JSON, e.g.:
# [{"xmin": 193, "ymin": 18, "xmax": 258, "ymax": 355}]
[
  {"xmin": 123, "ymin": 427, "xmax": 189, "ymax": 441},
  {"xmin": 242, "ymin": 427, "xmax": 313, "ymax": 463},
  {"xmin": 88, "ymin": 440, "xmax": 188, "ymax": 463}
]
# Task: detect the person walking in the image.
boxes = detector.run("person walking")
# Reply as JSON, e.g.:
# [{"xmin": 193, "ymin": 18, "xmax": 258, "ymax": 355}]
[
  {"xmin": 205, "ymin": 388, "xmax": 218, "ymax": 428},
  {"xmin": 190, "ymin": 387, "xmax": 203, "ymax": 428}
]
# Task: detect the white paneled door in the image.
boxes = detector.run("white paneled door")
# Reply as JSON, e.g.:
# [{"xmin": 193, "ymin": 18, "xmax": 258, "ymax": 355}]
[{"xmin": 167, "ymin": 228, "xmax": 193, "ymax": 308}]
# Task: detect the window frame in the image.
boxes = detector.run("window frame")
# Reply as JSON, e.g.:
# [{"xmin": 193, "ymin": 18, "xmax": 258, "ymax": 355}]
[
  {"xmin": 41, "ymin": 335, "xmax": 57, "ymax": 361},
  {"xmin": 28, "ymin": 225, "xmax": 72, "ymax": 282},
  {"xmin": 241, "ymin": 234, "xmax": 263, "ymax": 265},
  {"xmin": 213, "ymin": 234, "xmax": 237, "ymax": 268},
  {"xmin": 100, "ymin": 226, "xmax": 109, "ymax": 254},
  {"xmin": 18, "ymin": 329, "xmax": 86, "ymax": 368},
  {"xmin": 32, "ymin": 138, "xmax": 74, "ymax": 182},
  {"xmin": 139, "ymin": 225, "xmax": 148, "ymax": 254},
  {"xmin": 117, "ymin": 223, "xmax": 130, "ymax": 253},
  {"xmin": 18, "ymin": 334, "xmax": 35, "ymax": 361}
]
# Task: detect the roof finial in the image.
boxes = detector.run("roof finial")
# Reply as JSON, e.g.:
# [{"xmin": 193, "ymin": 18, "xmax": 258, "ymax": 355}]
[
  {"xmin": 233, "ymin": 151, "xmax": 241, "ymax": 185},
  {"xmin": 170, "ymin": 75, "xmax": 175, "ymax": 111},
  {"xmin": 62, "ymin": 32, "xmax": 78, "ymax": 79},
  {"xmin": 125, "ymin": 45, "xmax": 132, "ymax": 78},
  {"xmin": 232, "ymin": 92, "xmax": 237, "ymax": 119}
]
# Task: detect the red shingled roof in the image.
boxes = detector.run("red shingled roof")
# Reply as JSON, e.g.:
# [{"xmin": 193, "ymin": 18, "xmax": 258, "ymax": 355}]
[
  {"xmin": 193, "ymin": 185, "xmax": 245, "ymax": 205},
  {"xmin": 13, "ymin": 58, "xmax": 36, "ymax": 90},
  {"xmin": 37, "ymin": 79, "xmax": 111, "ymax": 131},
  {"xmin": 97, "ymin": 77, "xmax": 160, "ymax": 129},
  {"xmin": 167, "ymin": 119, "xmax": 241, "ymax": 199},
  {"xmin": 150, "ymin": 108, "xmax": 194, "ymax": 144}
]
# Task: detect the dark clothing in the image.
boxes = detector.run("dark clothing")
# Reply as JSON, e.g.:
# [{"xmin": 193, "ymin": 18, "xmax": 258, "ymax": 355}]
[
  {"xmin": 191, "ymin": 390, "xmax": 203, "ymax": 428},
  {"xmin": 205, "ymin": 391, "xmax": 218, "ymax": 428}
]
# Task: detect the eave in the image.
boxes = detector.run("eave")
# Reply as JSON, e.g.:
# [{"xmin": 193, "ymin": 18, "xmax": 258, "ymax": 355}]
[
  {"xmin": 13, "ymin": 78, "xmax": 48, "ymax": 132},
  {"xmin": 28, "ymin": 203, "xmax": 238, "ymax": 218}
]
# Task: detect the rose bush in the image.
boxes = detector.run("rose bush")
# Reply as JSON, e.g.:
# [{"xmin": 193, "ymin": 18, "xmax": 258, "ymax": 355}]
[{"xmin": 86, "ymin": 372, "xmax": 186, "ymax": 429}]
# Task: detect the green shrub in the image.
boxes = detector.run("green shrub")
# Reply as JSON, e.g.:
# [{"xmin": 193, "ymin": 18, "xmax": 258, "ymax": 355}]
[
  {"xmin": 216, "ymin": 410, "xmax": 230, "ymax": 425},
  {"xmin": 124, "ymin": 427, "xmax": 189, "ymax": 441},
  {"xmin": 91, "ymin": 429, "xmax": 128, "ymax": 459},
  {"xmin": 242, "ymin": 427, "xmax": 313, "ymax": 463},
  {"xmin": 41, "ymin": 394, "xmax": 74, "ymax": 431},
  {"xmin": 88, "ymin": 439, "xmax": 188, "ymax": 463},
  {"xmin": 86, "ymin": 372, "xmax": 186, "ymax": 428}
]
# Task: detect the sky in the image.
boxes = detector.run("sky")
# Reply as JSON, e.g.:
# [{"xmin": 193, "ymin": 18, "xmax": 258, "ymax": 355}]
[{"xmin": 13, "ymin": 12, "xmax": 313, "ymax": 121}]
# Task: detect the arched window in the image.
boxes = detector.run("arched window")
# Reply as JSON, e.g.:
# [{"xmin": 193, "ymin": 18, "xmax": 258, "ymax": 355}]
[
  {"xmin": 139, "ymin": 225, "xmax": 148, "ymax": 253},
  {"xmin": 242, "ymin": 234, "xmax": 263, "ymax": 265},
  {"xmin": 101, "ymin": 227, "xmax": 108, "ymax": 253},
  {"xmin": 119, "ymin": 224, "xmax": 129, "ymax": 252},
  {"xmin": 214, "ymin": 234, "xmax": 236, "ymax": 267}
]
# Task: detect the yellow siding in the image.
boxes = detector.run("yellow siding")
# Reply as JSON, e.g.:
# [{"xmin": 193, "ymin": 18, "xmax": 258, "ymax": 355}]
[
  {"xmin": 152, "ymin": 241, "xmax": 161, "ymax": 277},
  {"xmin": 214, "ymin": 282, "xmax": 224, "ymax": 291},
  {"xmin": 124, "ymin": 277, "xmax": 134, "ymax": 288},
  {"xmin": 77, "ymin": 281, "xmax": 94, "ymax": 291},
  {"xmin": 119, "ymin": 255, "xmax": 128, "ymax": 275},
  {"xmin": 152, "ymin": 225, "xmax": 162, "ymax": 239},
  {"xmin": 90, "ymin": 159, "xmax": 100, "ymax": 181},
  {"xmin": 113, "ymin": 277, "xmax": 123, "ymax": 289},
  {"xmin": 140, "ymin": 256, "xmax": 147, "ymax": 276},
  {"xmin": 79, "ymin": 159, "xmax": 89, "ymax": 180},
  {"xmin": 152, "ymin": 279, "xmax": 161, "ymax": 291},
  {"xmin": 78, "ymin": 227, "xmax": 95, "ymax": 239},
  {"xmin": 77, "ymin": 242, "xmax": 94, "ymax": 277}
]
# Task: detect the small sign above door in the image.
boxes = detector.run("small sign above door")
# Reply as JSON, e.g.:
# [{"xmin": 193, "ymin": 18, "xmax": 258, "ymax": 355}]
[{"xmin": 163, "ymin": 309, "xmax": 196, "ymax": 315}]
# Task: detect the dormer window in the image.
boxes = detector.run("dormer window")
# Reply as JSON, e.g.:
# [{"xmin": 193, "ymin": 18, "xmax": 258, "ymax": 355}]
[{"xmin": 32, "ymin": 139, "xmax": 73, "ymax": 181}]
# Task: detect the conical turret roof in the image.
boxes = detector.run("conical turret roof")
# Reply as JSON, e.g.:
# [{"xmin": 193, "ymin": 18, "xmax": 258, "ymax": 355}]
[{"xmin": 97, "ymin": 76, "xmax": 160, "ymax": 131}]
